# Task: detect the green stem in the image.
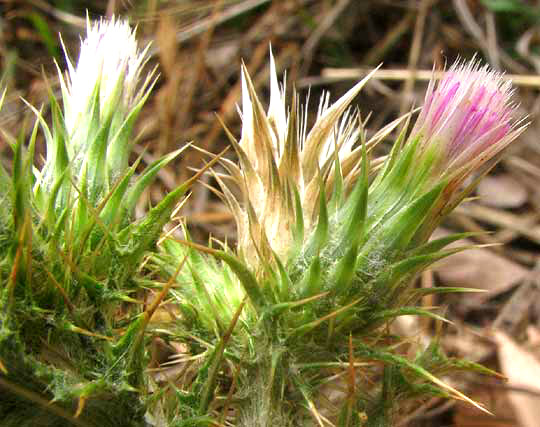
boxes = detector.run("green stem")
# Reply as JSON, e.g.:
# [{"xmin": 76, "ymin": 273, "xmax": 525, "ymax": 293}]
[{"xmin": 237, "ymin": 343, "xmax": 294, "ymax": 427}]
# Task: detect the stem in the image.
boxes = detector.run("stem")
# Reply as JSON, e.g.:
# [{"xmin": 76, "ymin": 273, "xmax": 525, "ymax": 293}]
[{"xmin": 237, "ymin": 343, "xmax": 294, "ymax": 427}]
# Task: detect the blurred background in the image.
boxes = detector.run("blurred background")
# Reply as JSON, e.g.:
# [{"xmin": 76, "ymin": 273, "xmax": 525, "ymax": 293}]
[{"xmin": 2, "ymin": 1, "xmax": 540, "ymax": 426}]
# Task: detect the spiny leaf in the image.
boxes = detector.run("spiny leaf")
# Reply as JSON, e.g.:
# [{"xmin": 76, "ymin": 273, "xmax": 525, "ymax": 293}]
[
  {"xmin": 328, "ymin": 144, "xmax": 345, "ymax": 215},
  {"xmin": 353, "ymin": 345, "xmax": 490, "ymax": 414},
  {"xmin": 370, "ymin": 113, "xmax": 413, "ymax": 188},
  {"xmin": 289, "ymin": 185, "xmax": 304, "ymax": 260},
  {"xmin": 288, "ymin": 296, "xmax": 363, "ymax": 339},
  {"xmin": 123, "ymin": 145, "xmax": 189, "ymax": 217},
  {"xmin": 378, "ymin": 180, "xmax": 446, "ymax": 252},
  {"xmin": 367, "ymin": 134, "xmax": 422, "ymax": 226},
  {"xmin": 99, "ymin": 157, "xmax": 141, "ymax": 227},
  {"xmin": 300, "ymin": 255, "xmax": 322, "ymax": 298},
  {"xmin": 338, "ymin": 141, "xmax": 369, "ymax": 248},
  {"xmin": 106, "ymin": 77, "xmax": 157, "ymax": 176},
  {"xmin": 262, "ymin": 292, "xmax": 329, "ymax": 319},
  {"xmin": 190, "ymin": 266, "xmax": 224, "ymax": 333},
  {"xmin": 198, "ymin": 299, "xmax": 245, "ymax": 414},
  {"xmin": 44, "ymin": 168, "xmax": 70, "ymax": 233},
  {"xmin": 410, "ymin": 231, "xmax": 486, "ymax": 257},
  {"xmin": 216, "ymin": 250, "xmax": 265, "ymax": 311},
  {"xmin": 331, "ymin": 243, "xmax": 358, "ymax": 297},
  {"xmin": 377, "ymin": 245, "xmax": 470, "ymax": 287},
  {"xmin": 304, "ymin": 178, "xmax": 329, "ymax": 258},
  {"xmin": 80, "ymin": 118, "xmax": 110, "ymax": 204},
  {"xmin": 117, "ymin": 148, "xmax": 226, "ymax": 260},
  {"xmin": 369, "ymin": 307, "xmax": 453, "ymax": 326},
  {"xmin": 278, "ymin": 91, "xmax": 300, "ymax": 185},
  {"xmin": 273, "ymin": 252, "xmax": 292, "ymax": 301}
]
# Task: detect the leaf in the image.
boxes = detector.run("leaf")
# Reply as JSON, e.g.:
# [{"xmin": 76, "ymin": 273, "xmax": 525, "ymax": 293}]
[
  {"xmin": 216, "ymin": 251, "xmax": 265, "ymax": 311},
  {"xmin": 338, "ymin": 141, "xmax": 368, "ymax": 248},
  {"xmin": 123, "ymin": 145, "xmax": 189, "ymax": 216},
  {"xmin": 117, "ymin": 147, "xmax": 226, "ymax": 261},
  {"xmin": 373, "ymin": 181, "xmax": 445, "ymax": 254},
  {"xmin": 289, "ymin": 185, "xmax": 304, "ymax": 260},
  {"xmin": 370, "ymin": 307, "xmax": 453, "ymax": 326},
  {"xmin": 411, "ymin": 231, "xmax": 485, "ymax": 257},
  {"xmin": 303, "ymin": 179, "xmax": 329, "ymax": 258},
  {"xmin": 99, "ymin": 158, "xmax": 140, "ymax": 227},
  {"xmin": 197, "ymin": 300, "xmax": 245, "ymax": 414},
  {"xmin": 354, "ymin": 345, "xmax": 490, "ymax": 414},
  {"xmin": 331, "ymin": 244, "xmax": 358, "ymax": 296},
  {"xmin": 299, "ymin": 255, "xmax": 322, "ymax": 298}
]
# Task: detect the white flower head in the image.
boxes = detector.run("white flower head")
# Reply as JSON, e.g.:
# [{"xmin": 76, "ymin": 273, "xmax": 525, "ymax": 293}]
[{"xmin": 60, "ymin": 16, "xmax": 152, "ymax": 135}]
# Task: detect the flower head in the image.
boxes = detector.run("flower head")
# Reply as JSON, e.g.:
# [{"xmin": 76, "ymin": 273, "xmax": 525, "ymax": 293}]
[
  {"xmin": 60, "ymin": 17, "xmax": 151, "ymax": 136},
  {"xmin": 365, "ymin": 58, "xmax": 527, "ymax": 247},
  {"xmin": 218, "ymin": 53, "xmax": 396, "ymax": 268},
  {"xmin": 411, "ymin": 58, "xmax": 523, "ymax": 174},
  {"xmin": 52, "ymin": 16, "xmax": 156, "ymax": 188}
]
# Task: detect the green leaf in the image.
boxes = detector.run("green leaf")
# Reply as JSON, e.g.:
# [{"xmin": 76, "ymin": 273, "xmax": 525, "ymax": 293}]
[
  {"xmin": 196, "ymin": 300, "xmax": 244, "ymax": 415},
  {"xmin": 410, "ymin": 231, "xmax": 485, "ymax": 257},
  {"xmin": 288, "ymin": 185, "xmax": 304, "ymax": 260},
  {"xmin": 354, "ymin": 344, "xmax": 488, "ymax": 414},
  {"xmin": 303, "ymin": 179, "xmax": 329, "ymax": 258},
  {"xmin": 190, "ymin": 266, "xmax": 224, "ymax": 333},
  {"xmin": 216, "ymin": 251, "xmax": 265, "ymax": 311},
  {"xmin": 370, "ymin": 307, "xmax": 452, "ymax": 325},
  {"xmin": 299, "ymin": 255, "xmax": 322, "ymax": 298},
  {"xmin": 375, "ymin": 246, "xmax": 468, "ymax": 290},
  {"xmin": 12, "ymin": 132, "xmax": 28, "ymax": 232},
  {"xmin": 370, "ymin": 119, "xmax": 411, "ymax": 187},
  {"xmin": 117, "ymin": 183, "xmax": 189, "ymax": 261},
  {"xmin": 328, "ymin": 148, "xmax": 345, "ymax": 215},
  {"xmin": 331, "ymin": 243, "xmax": 358, "ymax": 296},
  {"xmin": 44, "ymin": 168, "xmax": 70, "ymax": 233},
  {"xmin": 99, "ymin": 158, "xmax": 140, "ymax": 228},
  {"xmin": 366, "ymin": 135, "xmax": 423, "ymax": 232},
  {"xmin": 379, "ymin": 180, "xmax": 445, "ymax": 252},
  {"xmin": 123, "ymin": 146, "xmax": 188, "ymax": 217},
  {"xmin": 274, "ymin": 252, "xmax": 292, "ymax": 301},
  {"xmin": 106, "ymin": 79, "xmax": 156, "ymax": 177},
  {"xmin": 48, "ymin": 92, "xmax": 70, "ymax": 209},
  {"xmin": 82, "ymin": 121, "xmax": 110, "ymax": 204},
  {"xmin": 481, "ymin": 0, "xmax": 540, "ymax": 17},
  {"xmin": 338, "ymin": 141, "xmax": 368, "ymax": 247}
]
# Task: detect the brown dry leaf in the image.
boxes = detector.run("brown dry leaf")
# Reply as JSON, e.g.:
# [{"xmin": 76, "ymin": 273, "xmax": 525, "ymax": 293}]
[
  {"xmin": 495, "ymin": 331, "xmax": 540, "ymax": 427},
  {"xmin": 477, "ymin": 174, "xmax": 528, "ymax": 209},
  {"xmin": 434, "ymin": 232, "xmax": 528, "ymax": 301}
]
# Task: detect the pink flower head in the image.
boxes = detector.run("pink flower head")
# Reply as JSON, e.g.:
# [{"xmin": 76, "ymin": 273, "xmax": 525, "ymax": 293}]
[{"xmin": 412, "ymin": 58, "xmax": 523, "ymax": 172}]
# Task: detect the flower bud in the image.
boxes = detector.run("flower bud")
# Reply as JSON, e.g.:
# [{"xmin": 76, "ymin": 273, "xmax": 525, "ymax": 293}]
[
  {"xmin": 412, "ymin": 58, "xmax": 522, "ymax": 176},
  {"xmin": 61, "ymin": 17, "xmax": 150, "ymax": 136}
]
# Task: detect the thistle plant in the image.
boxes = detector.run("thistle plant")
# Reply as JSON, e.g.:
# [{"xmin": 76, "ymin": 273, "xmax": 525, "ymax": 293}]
[
  {"xmin": 0, "ymin": 14, "xmax": 528, "ymax": 427},
  {"xmin": 157, "ymin": 55, "xmax": 526, "ymax": 426},
  {"xmin": 0, "ymin": 18, "xmax": 197, "ymax": 427}
]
